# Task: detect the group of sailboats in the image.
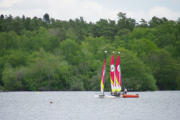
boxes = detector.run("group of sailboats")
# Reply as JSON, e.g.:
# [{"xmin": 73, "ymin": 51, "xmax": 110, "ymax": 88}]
[{"xmin": 98, "ymin": 51, "xmax": 139, "ymax": 98}]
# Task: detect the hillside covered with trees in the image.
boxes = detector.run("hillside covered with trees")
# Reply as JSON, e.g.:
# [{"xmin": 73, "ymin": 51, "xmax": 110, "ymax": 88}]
[{"xmin": 0, "ymin": 12, "xmax": 180, "ymax": 91}]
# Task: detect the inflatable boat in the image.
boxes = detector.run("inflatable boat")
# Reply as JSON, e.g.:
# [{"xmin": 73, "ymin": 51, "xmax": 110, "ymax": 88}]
[{"xmin": 123, "ymin": 94, "xmax": 139, "ymax": 98}]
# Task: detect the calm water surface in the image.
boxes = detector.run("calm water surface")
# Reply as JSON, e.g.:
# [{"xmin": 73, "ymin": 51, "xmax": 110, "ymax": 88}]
[{"xmin": 0, "ymin": 91, "xmax": 180, "ymax": 120}]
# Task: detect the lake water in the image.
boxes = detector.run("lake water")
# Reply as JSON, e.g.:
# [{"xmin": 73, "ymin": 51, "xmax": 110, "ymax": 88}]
[{"xmin": 0, "ymin": 91, "xmax": 180, "ymax": 120}]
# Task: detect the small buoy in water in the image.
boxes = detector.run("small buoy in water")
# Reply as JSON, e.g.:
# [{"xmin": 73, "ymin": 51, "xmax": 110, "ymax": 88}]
[{"xmin": 50, "ymin": 101, "xmax": 53, "ymax": 104}]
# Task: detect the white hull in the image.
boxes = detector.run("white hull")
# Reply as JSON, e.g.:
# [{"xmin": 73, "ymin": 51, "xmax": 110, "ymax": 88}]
[{"xmin": 94, "ymin": 94, "xmax": 123, "ymax": 98}]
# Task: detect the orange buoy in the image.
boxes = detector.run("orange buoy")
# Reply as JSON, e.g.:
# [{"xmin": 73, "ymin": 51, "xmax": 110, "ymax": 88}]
[{"xmin": 123, "ymin": 94, "xmax": 139, "ymax": 98}]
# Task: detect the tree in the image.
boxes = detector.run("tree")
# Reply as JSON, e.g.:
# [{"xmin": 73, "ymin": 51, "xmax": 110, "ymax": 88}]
[
  {"xmin": 0, "ymin": 13, "xmax": 179, "ymax": 91},
  {"xmin": 43, "ymin": 13, "xmax": 50, "ymax": 23},
  {"xmin": 149, "ymin": 50, "xmax": 178, "ymax": 90},
  {"xmin": 59, "ymin": 39, "xmax": 82, "ymax": 65},
  {"xmin": 116, "ymin": 48, "xmax": 157, "ymax": 91},
  {"xmin": 2, "ymin": 63, "xmax": 27, "ymax": 90},
  {"xmin": 0, "ymin": 14, "xmax": 4, "ymax": 19},
  {"xmin": 149, "ymin": 16, "xmax": 168, "ymax": 27},
  {"xmin": 93, "ymin": 19, "xmax": 117, "ymax": 40},
  {"xmin": 117, "ymin": 12, "xmax": 136, "ymax": 32},
  {"xmin": 138, "ymin": 19, "xmax": 148, "ymax": 27}
]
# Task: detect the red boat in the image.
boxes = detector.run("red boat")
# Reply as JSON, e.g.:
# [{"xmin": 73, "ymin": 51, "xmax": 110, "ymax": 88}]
[{"xmin": 123, "ymin": 94, "xmax": 139, "ymax": 98}]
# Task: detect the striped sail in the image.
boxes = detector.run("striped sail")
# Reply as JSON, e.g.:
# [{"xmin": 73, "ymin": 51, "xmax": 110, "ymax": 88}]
[
  {"xmin": 100, "ymin": 58, "xmax": 106, "ymax": 95},
  {"xmin": 115, "ymin": 54, "xmax": 121, "ymax": 93},
  {"xmin": 110, "ymin": 54, "xmax": 116, "ymax": 93}
]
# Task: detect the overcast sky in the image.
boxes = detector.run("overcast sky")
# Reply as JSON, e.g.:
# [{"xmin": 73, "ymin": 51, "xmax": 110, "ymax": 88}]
[{"xmin": 0, "ymin": 0, "xmax": 180, "ymax": 22}]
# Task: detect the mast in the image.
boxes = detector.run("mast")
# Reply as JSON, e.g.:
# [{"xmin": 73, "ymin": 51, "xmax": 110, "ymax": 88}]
[{"xmin": 100, "ymin": 50, "xmax": 107, "ymax": 95}]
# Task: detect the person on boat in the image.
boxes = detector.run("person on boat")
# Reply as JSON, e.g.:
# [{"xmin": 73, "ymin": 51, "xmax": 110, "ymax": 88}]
[{"xmin": 123, "ymin": 88, "xmax": 127, "ymax": 94}]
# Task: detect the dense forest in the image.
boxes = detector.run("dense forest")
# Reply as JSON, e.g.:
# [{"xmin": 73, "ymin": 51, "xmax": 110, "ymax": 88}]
[{"xmin": 0, "ymin": 12, "xmax": 180, "ymax": 91}]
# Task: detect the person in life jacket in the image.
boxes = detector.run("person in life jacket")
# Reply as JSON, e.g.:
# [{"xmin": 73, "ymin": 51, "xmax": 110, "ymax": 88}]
[{"xmin": 123, "ymin": 88, "xmax": 127, "ymax": 94}]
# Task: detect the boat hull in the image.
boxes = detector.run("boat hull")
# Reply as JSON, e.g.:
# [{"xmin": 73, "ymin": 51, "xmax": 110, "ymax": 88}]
[
  {"xmin": 94, "ymin": 94, "xmax": 139, "ymax": 98},
  {"xmin": 123, "ymin": 94, "xmax": 139, "ymax": 98},
  {"xmin": 94, "ymin": 94, "xmax": 118, "ymax": 99}
]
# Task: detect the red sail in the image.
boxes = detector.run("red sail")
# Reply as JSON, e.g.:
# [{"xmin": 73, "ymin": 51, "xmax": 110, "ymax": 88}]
[
  {"xmin": 115, "ymin": 54, "xmax": 121, "ymax": 92},
  {"xmin": 110, "ymin": 54, "xmax": 116, "ymax": 93}
]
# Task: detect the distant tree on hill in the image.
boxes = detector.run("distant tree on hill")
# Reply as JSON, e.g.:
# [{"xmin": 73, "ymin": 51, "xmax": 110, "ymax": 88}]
[{"xmin": 43, "ymin": 13, "xmax": 50, "ymax": 23}]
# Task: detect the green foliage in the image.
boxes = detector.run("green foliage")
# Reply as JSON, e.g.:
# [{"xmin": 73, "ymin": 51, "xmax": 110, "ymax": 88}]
[
  {"xmin": 116, "ymin": 48, "xmax": 157, "ymax": 90},
  {"xmin": 93, "ymin": 19, "xmax": 117, "ymax": 40},
  {"xmin": 176, "ymin": 74, "xmax": 180, "ymax": 90},
  {"xmin": 117, "ymin": 12, "xmax": 136, "ymax": 31},
  {"xmin": 59, "ymin": 39, "xmax": 82, "ymax": 65},
  {"xmin": 2, "ymin": 49, "xmax": 72, "ymax": 91},
  {"xmin": 2, "ymin": 63, "xmax": 27, "ymax": 90},
  {"xmin": 0, "ymin": 31, "xmax": 20, "ymax": 50},
  {"xmin": 0, "ymin": 13, "xmax": 179, "ymax": 91},
  {"xmin": 70, "ymin": 76, "xmax": 85, "ymax": 91},
  {"xmin": 149, "ymin": 50, "xmax": 179, "ymax": 90}
]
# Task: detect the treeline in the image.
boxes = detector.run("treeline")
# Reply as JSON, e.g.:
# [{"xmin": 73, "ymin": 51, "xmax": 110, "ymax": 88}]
[{"xmin": 0, "ymin": 13, "xmax": 180, "ymax": 91}]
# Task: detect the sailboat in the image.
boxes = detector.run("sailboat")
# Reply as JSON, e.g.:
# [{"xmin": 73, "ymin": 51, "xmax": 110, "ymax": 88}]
[
  {"xmin": 96, "ymin": 51, "xmax": 139, "ymax": 98},
  {"xmin": 110, "ymin": 52, "xmax": 116, "ymax": 95},
  {"xmin": 99, "ymin": 51, "xmax": 107, "ymax": 97},
  {"xmin": 115, "ymin": 52, "xmax": 121, "ymax": 95},
  {"xmin": 97, "ymin": 51, "xmax": 116, "ymax": 98},
  {"xmin": 110, "ymin": 51, "xmax": 122, "ymax": 96}
]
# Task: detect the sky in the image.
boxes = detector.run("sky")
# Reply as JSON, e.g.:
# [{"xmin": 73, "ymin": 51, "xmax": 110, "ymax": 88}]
[{"xmin": 0, "ymin": 0, "xmax": 180, "ymax": 22}]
